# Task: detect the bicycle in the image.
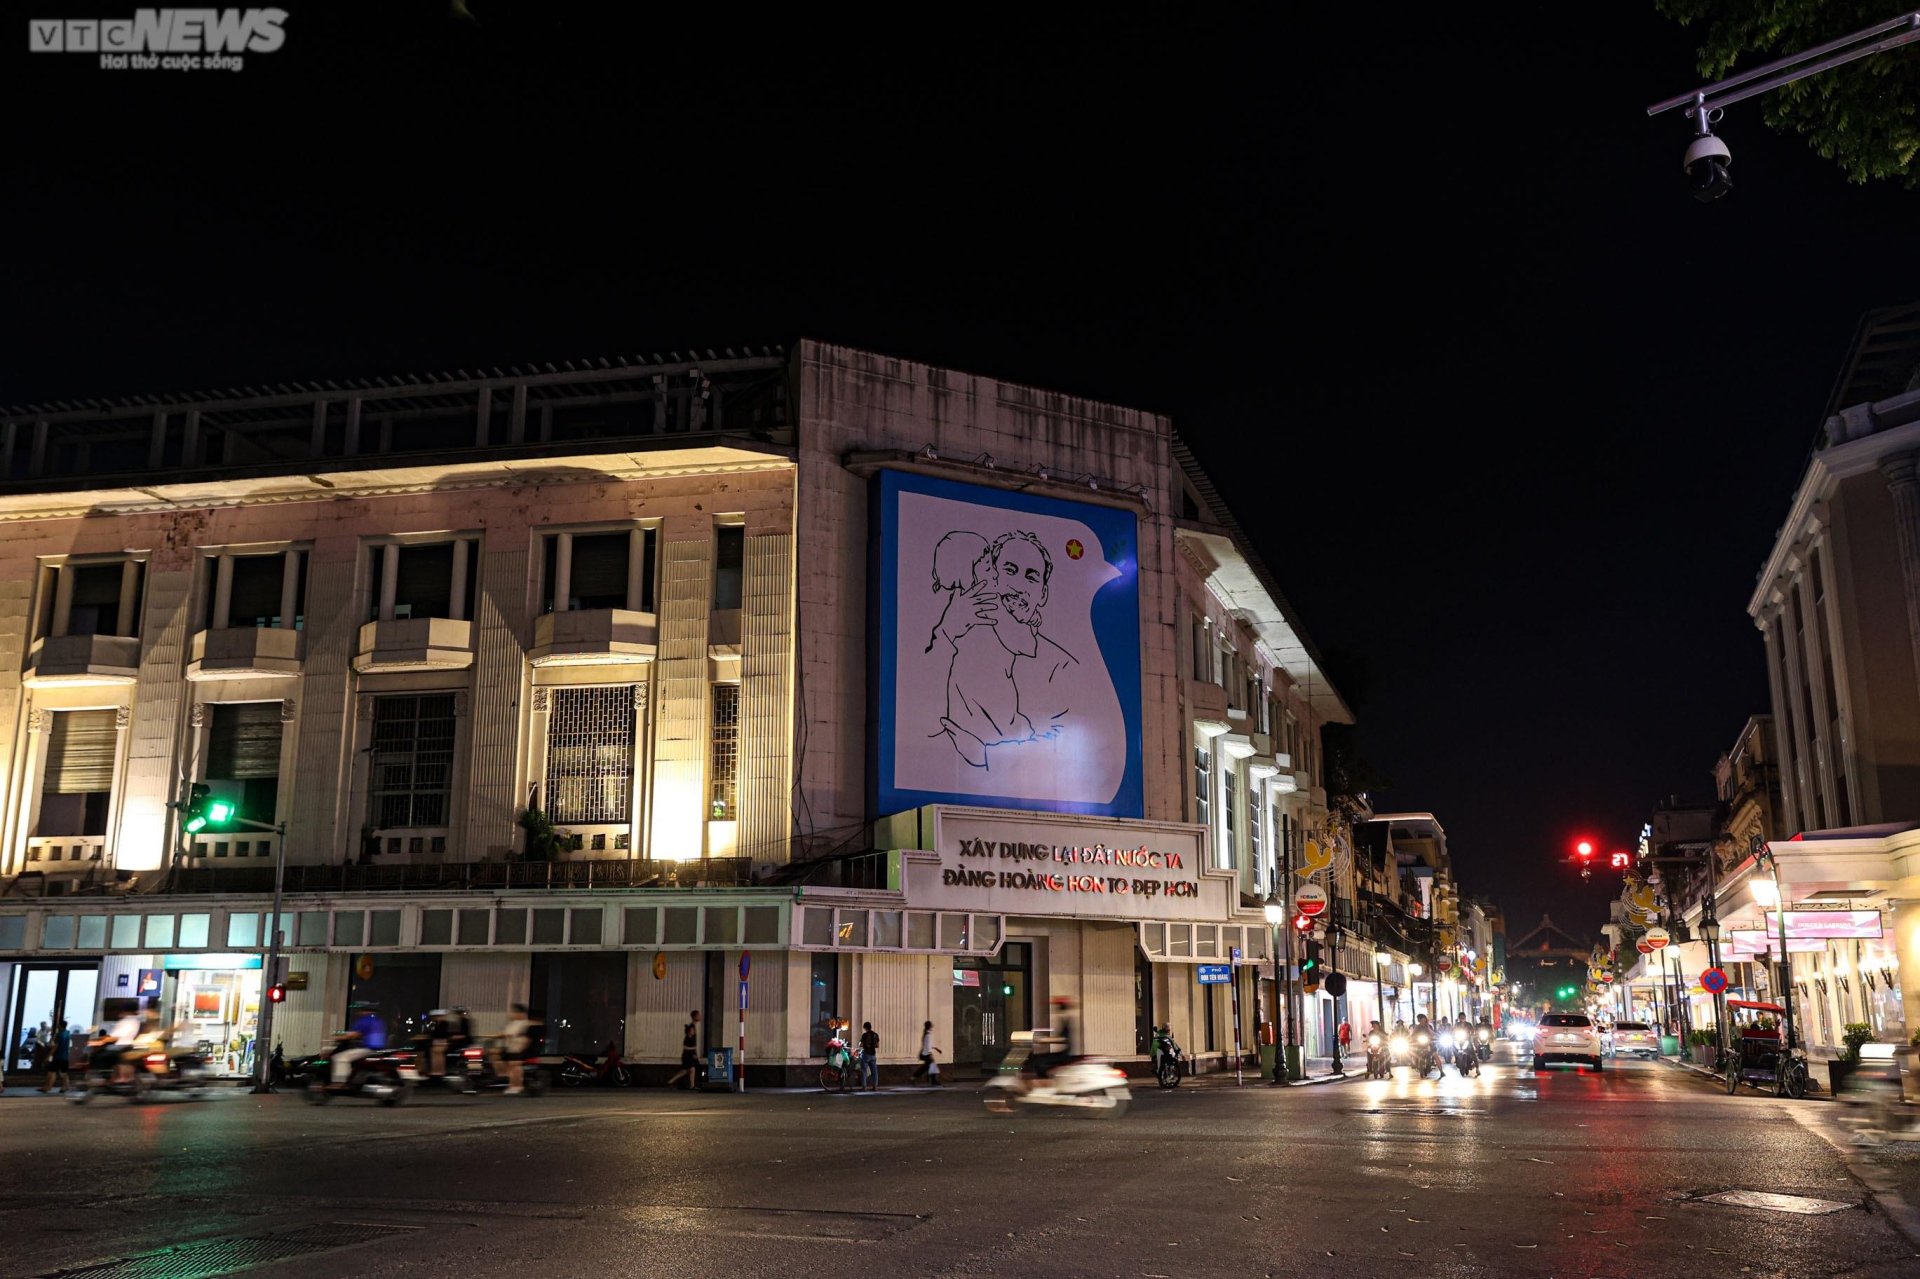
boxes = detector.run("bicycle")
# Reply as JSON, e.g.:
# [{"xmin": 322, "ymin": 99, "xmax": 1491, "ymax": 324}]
[{"xmin": 820, "ymin": 1036, "xmax": 853, "ymax": 1092}]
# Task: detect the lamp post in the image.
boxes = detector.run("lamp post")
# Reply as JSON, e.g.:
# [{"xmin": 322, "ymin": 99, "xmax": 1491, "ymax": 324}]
[
  {"xmin": 1699, "ymin": 915, "xmax": 1726, "ymax": 1064},
  {"xmin": 1751, "ymin": 851, "xmax": 1798, "ymax": 1070},
  {"xmin": 1265, "ymin": 900, "xmax": 1292, "ymax": 1084}
]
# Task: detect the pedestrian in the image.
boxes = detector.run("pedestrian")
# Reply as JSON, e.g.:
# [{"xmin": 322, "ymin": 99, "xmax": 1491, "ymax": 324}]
[
  {"xmin": 911, "ymin": 1020, "xmax": 941, "ymax": 1086},
  {"xmin": 665, "ymin": 1010, "xmax": 701, "ymax": 1090},
  {"xmin": 44, "ymin": 1022, "xmax": 72, "ymax": 1094},
  {"xmin": 499, "ymin": 1003, "xmax": 535, "ymax": 1095},
  {"xmin": 858, "ymin": 1021, "xmax": 880, "ymax": 1090},
  {"xmin": 26, "ymin": 1023, "xmax": 49, "ymax": 1086}
]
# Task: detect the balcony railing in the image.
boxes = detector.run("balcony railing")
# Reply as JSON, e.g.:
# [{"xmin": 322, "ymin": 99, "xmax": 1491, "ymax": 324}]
[{"xmin": 162, "ymin": 856, "xmax": 754, "ymax": 896}]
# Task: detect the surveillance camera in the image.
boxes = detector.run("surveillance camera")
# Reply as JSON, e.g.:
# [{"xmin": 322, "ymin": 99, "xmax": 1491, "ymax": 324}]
[{"xmin": 1683, "ymin": 131, "xmax": 1732, "ymax": 202}]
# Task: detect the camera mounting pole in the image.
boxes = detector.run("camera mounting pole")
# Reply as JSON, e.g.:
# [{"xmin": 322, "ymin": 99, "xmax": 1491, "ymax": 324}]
[{"xmin": 1647, "ymin": 11, "xmax": 1920, "ymax": 121}]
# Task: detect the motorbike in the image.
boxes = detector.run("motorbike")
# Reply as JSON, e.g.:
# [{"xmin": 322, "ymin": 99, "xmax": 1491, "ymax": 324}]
[
  {"xmin": 1365, "ymin": 1029, "xmax": 1392, "ymax": 1080},
  {"xmin": 558, "ymin": 1042, "xmax": 634, "ymax": 1088},
  {"xmin": 1475, "ymin": 1026, "xmax": 1493, "ymax": 1062},
  {"xmin": 71, "ymin": 1045, "xmax": 211, "ymax": 1104},
  {"xmin": 982, "ymin": 1033, "xmax": 1130, "ymax": 1117},
  {"xmin": 1412, "ymin": 1027, "xmax": 1441, "ymax": 1078},
  {"xmin": 1150, "ymin": 1024, "xmax": 1186, "ymax": 1090},
  {"xmin": 302, "ymin": 1047, "xmax": 416, "ymax": 1106},
  {"xmin": 461, "ymin": 1040, "xmax": 550, "ymax": 1096},
  {"xmin": 1451, "ymin": 1026, "xmax": 1479, "ymax": 1076}
]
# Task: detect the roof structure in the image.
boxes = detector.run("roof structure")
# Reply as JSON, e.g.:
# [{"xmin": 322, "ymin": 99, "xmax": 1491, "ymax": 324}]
[
  {"xmin": 1507, "ymin": 913, "xmax": 1589, "ymax": 958},
  {"xmin": 1823, "ymin": 302, "xmax": 1920, "ymax": 424}
]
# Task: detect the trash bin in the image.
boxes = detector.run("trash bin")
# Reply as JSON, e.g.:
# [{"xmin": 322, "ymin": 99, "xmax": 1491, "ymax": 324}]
[
  {"xmin": 704, "ymin": 1047, "xmax": 734, "ymax": 1090},
  {"xmin": 1258, "ymin": 1043, "xmax": 1278, "ymax": 1082},
  {"xmin": 1281, "ymin": 1045, "xmax": 1302, "ymax": 1082},
  {"xmin": 1659, "ymin": 1035, "xmax": 1680, "ymax": 1057}
]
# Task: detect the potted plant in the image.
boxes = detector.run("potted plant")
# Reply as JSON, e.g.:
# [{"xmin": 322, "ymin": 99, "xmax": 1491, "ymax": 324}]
[
  {"xmin": 517, "ymin": 808, "xmax": 559, "ymax": 862},
  {"xmin": 1689, "ymin": 1027, "xmax": 1718, "ymax": 1067},
  {"xmin": 1829, "ymin": 1022, "xmax": 1877, "ymax": 1096}
]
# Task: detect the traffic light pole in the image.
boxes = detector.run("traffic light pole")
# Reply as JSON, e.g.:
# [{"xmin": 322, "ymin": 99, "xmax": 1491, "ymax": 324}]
[{"xmin": 250, "ymin": 818, "xmax": 289, "ymax": 1094}]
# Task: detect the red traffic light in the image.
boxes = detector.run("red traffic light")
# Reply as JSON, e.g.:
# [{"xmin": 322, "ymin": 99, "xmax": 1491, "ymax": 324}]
[
  {"xmin": 1574, "ymin": 839, "xmax": 1594, "ymax": 861},
  {"xmin": 1292, "ymin": 914, "xmax": 1313, "ymax": 933},
  {"xmin": 266, "ymin": 984, "xmax": 287, "ymax": 1004}
]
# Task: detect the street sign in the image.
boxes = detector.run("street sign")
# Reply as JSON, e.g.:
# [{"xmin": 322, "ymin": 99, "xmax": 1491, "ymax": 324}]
[
  {"xmin": 652, "ymin": 952, "xmax": 668, "ymax": 981},
  {"xmin": 1293, "ymin": 884, "xmax": 1329, "ymax": 918},
  {"xmin": 1197, "ymin": 964, "xmax": 1232, "ymax": 985},
  {"xmin": 1230, "ymin": 945, "xmax": 1242, "ymax": 964},
  {"xmin": 1636, "ymin": 940, "xmax": 1654, "ymax": 954},
  {"xmin": 1701, "ymin": 967, "xmax": 1729, "ymax": 994},
  {"xmin": 738, "ymin": 980, "xmax": 749, "ymax": 1011},
  {"xmin": 1437, "ymin": 955, "xmax": 1454, "ymax": 973},
  {"xmin": 739, "ymin": 952, "xmax": 751, "ymax": 980},
  {"xmin": 1645, "ymin": 927, "xmax": 1670, "ymax": 950},
  {"xmin": 1324, "ymin": 972, "xmax": 1348, "ymax": 997}
]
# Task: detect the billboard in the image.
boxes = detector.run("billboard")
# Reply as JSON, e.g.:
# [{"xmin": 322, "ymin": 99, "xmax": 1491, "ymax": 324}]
[{"xmin": 872, "ymin": 470, "xmax": 1143, "ymax": 818}]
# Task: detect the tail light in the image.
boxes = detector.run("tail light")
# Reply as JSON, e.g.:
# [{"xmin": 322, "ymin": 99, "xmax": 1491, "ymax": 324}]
[
  {"xmin": 463, "ymin": 1047, "xmax": 482, "ymax": 1061},
  {"xmin": 145, "ymin": 1052, "xmax": 167, "ymax": 1066}
]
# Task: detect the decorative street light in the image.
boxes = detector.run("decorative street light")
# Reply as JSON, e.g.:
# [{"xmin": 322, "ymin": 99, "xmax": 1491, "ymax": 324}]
[{"xmin": 1264, "ymin": 899, "xmax": 1293, "ymax": 1084}]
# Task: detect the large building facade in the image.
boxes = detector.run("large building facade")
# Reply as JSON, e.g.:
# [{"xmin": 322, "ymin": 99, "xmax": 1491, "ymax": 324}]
[{"xmin": 0, "ymin": 342, "xmax": 1348, "ymax": 1083}]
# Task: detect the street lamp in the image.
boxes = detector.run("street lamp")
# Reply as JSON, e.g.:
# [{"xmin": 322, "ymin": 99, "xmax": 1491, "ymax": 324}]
[
  {"xmin": 1750, "ymin": 848, "xmax": 1798, "ymax": 1070},
  {"xmin": 1264, "ymin": 900, "xmax": 1293, "ymax": 1084}
]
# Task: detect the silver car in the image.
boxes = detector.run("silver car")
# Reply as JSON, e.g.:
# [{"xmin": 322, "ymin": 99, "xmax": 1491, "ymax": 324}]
[{"xmin": 1607, "ymin": 1020, "xmax": 1660, "ymax": 1060}]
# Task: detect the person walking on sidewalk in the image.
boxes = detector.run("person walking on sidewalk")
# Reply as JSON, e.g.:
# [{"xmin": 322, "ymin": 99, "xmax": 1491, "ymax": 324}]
[
  {"xmin": 42, "ymin": 1023, "xmax": 72, "ymax": 1094},
  {"xmin": 665, "ymin": 1011, "xmax": 701, "ymax": 1090},
  {"xmin": 858, "ymin": 1022, "xmax": 880, "ymax": 1090},
  {"xmin": 911, "ymin": 1021, "xmax": 942, "ymax": 1085}
]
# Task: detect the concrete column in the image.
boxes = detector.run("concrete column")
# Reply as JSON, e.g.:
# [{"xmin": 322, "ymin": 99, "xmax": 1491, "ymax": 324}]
[
  {"xmin": 474, "ymin": 386, "xmax": 491, "ymax": 447},
  {"xmin": 1895, "ymin": 898, "xmax": 1920, "ymax": 1042},
  {"xmin": 1776, "ymin": 572, "xmax": 1820, "ymax": 828},
  {"xmin": 1759, "ymin": 610, "xmax": 1800, "ymax": 834},
  {"xmin": 449, "ymin": 539, "xmax": 469, "ymax": 622},
  {"xmin": 50, "ymin": 565, "xmax": 75, "ymax": 637},
  {"xmin": 279, "ymin": 550, "xmax": 301, "ymax": 629},
  {"xmin": 344, "ymin": 398, "xmax": 362, "ymax": 455},
  {"xmin": 116, "ymin": 560, "xmax": 140, "ymax": 638},
  {"xmin": 212, "ymin": 555, "xmax": 234, "ymax": 629},
  {"xmin": 379, "ymin": 543, "xmax": 400, "ymax": 621},
  {"xmin": 1879, "ymin": 452, "xmax": 1920, "ymax": 702},
  {"xmin": 1793, "ymin": 568, "xmax": 1841, "ymax": 821},
  {"xmin": 626, "ymin": 529, "xmax": 647, "ymax": 611},
  {"xmin": 29, "ymin": 421, "xmax": 48, "ymax": 478},
  {"xmin": 553, "ymin": 533, "xmax": 573, "ymax": 612}
]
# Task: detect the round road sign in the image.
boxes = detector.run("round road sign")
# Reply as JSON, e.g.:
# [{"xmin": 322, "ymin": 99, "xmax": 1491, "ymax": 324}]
[
  {"xmin": 1293, "ymin": 883, "xmax": 1328, "ymax": 918},
  {"xmin": 1636, "ymin": 940, "xmax": 1654, "ymax": 954},
  {"xmin": 1701, "ymin": 967, "xmax": 1728, "ymax": 995},
  {"xmin": 739, "ymin": 952, "xmax": 751, "ymax": 980},
  {"xmin": 1644, "ymin": 927, "xmax": 1670, "ymax": 950}
]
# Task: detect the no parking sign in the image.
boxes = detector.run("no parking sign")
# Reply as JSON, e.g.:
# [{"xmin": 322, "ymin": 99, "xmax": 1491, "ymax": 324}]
[{"xmin": 1700, "ymin": 967, "xmax": 1728, "ymax": 995}]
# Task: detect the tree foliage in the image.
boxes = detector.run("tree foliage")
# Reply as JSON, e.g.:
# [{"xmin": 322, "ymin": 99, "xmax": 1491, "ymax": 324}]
[{"xmin": 1656, "ymin": 0, "xmax": 1920, "ymax": 186}]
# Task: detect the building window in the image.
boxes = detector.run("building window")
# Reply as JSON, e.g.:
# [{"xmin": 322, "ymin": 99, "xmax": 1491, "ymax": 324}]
[
  {"xmin": 1191, "ymin": 616, "xmax": 1209, "ymax": 682},
  {"xmin": 541, "ymin": 529, "xmax": 655, "ymax": 614},
  {"xmin": 369, "ymin": 694, "xmax": 456, "ymax": 829},
  {"xmin": 545, "ymin": 686, "xmax": 635, "ymax": 825},
  {"xmin": 1223, "ymin": 766, "xmax": 1237, "ymax": 869},
  {"xmin": 204, "ymin": 550, "xmax": 305, "ymax": 630},
  {"xmin": 710, "ymin": 684, "xmax": 740, "ymax": 820},
  {"xmin": 366, "ymin": 540, "xmax": 475, "ymax": 623},
  {"xmin": 38, "ymin": 709, "xmax": 117, "ymax": 836},
  {"xmin": 1249, "ymin": 785, "xmax": 1264, "ymax": 886},
  {"xmin": 205, "ymin": 702, "xmax": 284, "ymax": 826},
  {"xmin": 40, "ymin": 559, "xmax": 144, "ymax": 640},
  {"xmin": 713, "ymin": 526, "xmax": 744, "ymax": 610},
  {"xmin": 808, "ymin": 952, "xmax": 840, "ymax": 1056},
  {"xmin": 1193, "ymin": 740, "xmax": 1211, "ymax": 828}
]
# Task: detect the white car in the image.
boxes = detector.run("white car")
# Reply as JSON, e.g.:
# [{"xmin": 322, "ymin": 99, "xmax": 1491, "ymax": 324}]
[
  {"xmin": 1532, "ymin": 1013, "xmax": 1603, "ymax": 1071},
  {"xmin": 1607, "ymin": 1020, "xmax": 1659, "ymax": 1060}
]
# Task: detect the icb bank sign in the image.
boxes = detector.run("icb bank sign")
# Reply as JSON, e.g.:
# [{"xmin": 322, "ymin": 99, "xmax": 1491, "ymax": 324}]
[
  {"xmin": 871, "ymin": 470, "xmax": 1144, "ymax": 820},
  {"xmin": 29, "ymin": 9, "xmax": 287, "ymax": 71}
]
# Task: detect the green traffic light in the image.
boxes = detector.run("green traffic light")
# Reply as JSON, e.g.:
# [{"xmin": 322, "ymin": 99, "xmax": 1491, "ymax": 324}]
[
  {"xmin": 1001, "ymin": 984, "xmax": 1013, "ymax": 996},
  {"xmin": 207, "ymin": 798, "xmax": 236, "ymax": 824},
  {"xmin": 184, "ymin": 815, "xmax": 207, "ymax": 834}
]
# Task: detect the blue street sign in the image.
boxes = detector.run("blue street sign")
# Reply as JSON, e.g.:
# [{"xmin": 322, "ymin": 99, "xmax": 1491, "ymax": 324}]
[
  {"xmin": 1230, "ymin": 946, "xmax": 1242, "ymax": 964},
  {"xmin": 1197, "ymin": 964, "xmax": 1232, "ymax": 985},
  {"xmin": 738, "ymin": 980, "xmax": 749, "ymax": 1010},
  {"xmin": 739, "ymin": 952, "xmax": 751, "ymax": 980}
]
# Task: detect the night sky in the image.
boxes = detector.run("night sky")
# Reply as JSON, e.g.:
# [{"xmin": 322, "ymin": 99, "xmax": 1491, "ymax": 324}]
[{"xmin": 12, "ymin": 7, "xmax": 1920, "ymax": 937}]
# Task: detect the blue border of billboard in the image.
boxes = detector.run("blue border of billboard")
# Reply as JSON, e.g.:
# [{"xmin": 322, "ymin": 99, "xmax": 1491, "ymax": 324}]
[{"xmin": 870, "ymin": 469, "xmax": 1144, "ymax": 820}]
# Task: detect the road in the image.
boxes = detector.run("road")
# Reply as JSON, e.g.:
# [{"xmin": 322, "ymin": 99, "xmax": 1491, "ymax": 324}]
[{"xmin": 2, "ymin": 1047, "xmax": 1915, "ymax": 1278}]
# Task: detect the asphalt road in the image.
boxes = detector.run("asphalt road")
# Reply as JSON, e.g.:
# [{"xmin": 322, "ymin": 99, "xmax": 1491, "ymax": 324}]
[{"xmin": 2, "ymin": 1046, "xmax": 1915, "ymax": 1279}]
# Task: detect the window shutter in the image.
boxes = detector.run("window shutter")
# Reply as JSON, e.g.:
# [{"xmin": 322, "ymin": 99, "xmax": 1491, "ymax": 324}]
[
  {"xmin": 207, "ymin": 702, "xmax": 285, "ymax": 780},
  {"xmin": 44, "ymin": 709, "xmax": 118, "ymax": 793}
]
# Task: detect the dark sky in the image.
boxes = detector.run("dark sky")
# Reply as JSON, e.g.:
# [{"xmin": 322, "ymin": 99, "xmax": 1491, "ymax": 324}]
[{"xmin": 12, "ymin": 6, "xmax": 1920, "ymax": 937}]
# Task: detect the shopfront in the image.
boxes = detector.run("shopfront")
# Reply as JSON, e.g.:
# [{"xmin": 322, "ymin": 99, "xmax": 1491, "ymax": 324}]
[
  {"xmin": 4, "ymin": 960, "xmax": 98, "ymax": 1072},
  {"xmin": 158, "ymin": 953, "xmax": 263, "ymax": 1075}
]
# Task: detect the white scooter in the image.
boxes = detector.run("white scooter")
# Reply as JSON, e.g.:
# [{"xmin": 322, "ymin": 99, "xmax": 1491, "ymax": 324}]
[{"xmin": 982, "ymin": 1031, "xmax": 1131, "ymax": 1117}]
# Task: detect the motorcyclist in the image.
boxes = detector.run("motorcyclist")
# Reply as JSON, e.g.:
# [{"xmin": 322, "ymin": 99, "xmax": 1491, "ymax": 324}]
[
  {"xmin": 1020, "ymin": 996, "xmax": 1082, "ymax": 1092},
  {"xmin": 327, "ymin": 1029, "xmax": 372, "ymax": 1088},
  {"xmin": 1414, "ymin": 1015, "xmax": 1439, "ymax": 1074}
]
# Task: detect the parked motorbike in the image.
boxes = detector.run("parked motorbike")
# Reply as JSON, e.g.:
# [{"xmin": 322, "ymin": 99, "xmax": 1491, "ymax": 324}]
[
  {"xmin": 71, "ymin": 1045, "xmax": 211, "ymax": 1104},
  {"xmin": 558, "ymin": 1041, "xmax": 634, "ymax": 1088},
  {"xmin": 1451, "ymin": 1026, "xmax": 1479, "ymax": 1076},
  {"xmin": 1150, "ymin": 1025, "xmax": 1186, "ymax": 1090},
  {"xmin": 1365, "ymin": 1029, "xmax": 1392, "ymax": 1080}
]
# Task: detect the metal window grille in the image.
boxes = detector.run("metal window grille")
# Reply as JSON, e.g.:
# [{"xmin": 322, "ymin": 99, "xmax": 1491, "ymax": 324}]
[
  {"xmin": 44, "ymin": 709, "xmax": 118, "ymax": 794},
  {"xmin": 710, "ymin": 684, "xmax": 739, "ymax": 820},
  {"xmin": 369, "ymin": 694, "xmax": 456, "ymax": 829},
  {"xmin": 1223, "ymin": 767, "xmax": 1237, "ymax": 868},
  {"xmin": 1249, "ymin": 789, "xmax": 1263, "ymax": 885},
  {"xmin": 545, "ymin": 685, "xmax": 635, "ymax": 825}
]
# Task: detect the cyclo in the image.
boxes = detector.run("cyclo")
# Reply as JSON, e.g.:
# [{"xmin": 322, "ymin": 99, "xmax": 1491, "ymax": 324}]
[{"xmin": 1722, "ymin": 999, "xmax": 1808, "ymax": 1099}]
